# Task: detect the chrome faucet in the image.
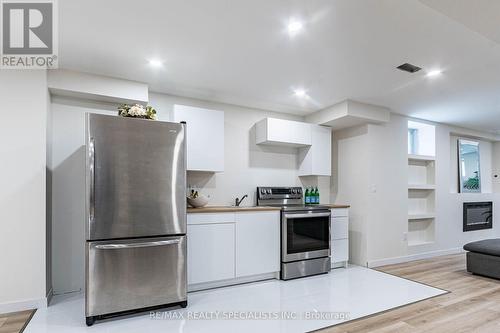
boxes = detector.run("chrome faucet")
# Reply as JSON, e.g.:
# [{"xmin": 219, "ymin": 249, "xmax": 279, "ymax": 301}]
[{"xmin": 235, "ymin": 194, "xmax": 248, "ymax": 207}]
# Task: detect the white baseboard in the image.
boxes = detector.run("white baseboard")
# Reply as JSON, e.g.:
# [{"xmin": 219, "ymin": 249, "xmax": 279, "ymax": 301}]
[
  {"xmin": 0, "ymin": 297, "xmax": 47, "ymax": 314},
  {"xmin": 367, "ymin": 247, "xmax": 465, "ymax": 268},
  {"xmin": 188, "ymin": 272, "xmax": 279, "ymax": 292},
  {"xmin": 46, "ymin": 287, "xmax": 54, "ymax": 307}
]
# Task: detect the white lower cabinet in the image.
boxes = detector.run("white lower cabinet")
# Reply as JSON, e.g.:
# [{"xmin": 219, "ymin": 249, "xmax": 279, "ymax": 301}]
[
  {"xmin": 235, "ymin": 212, "xmax": 280, "ymax": 277},
  {"xmin": 331, "ymin": 209, "xmax": 349, "ymax": 268},
  {"xmin": 187, "ymin": 223, "xmax": 235, "ymax": 285},
  {"xmin": 187, "ymin": 211, "xmax": 280, "ymax": 289},
  {"xmin": 332, "ymin": 239, "xmax": 348, "ymax": 264}
]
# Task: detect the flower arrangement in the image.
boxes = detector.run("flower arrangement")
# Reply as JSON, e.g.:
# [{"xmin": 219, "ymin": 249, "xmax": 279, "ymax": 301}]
[{"xmin": 118, "ymin": 104, "xmax": 157, "ymax": 120}]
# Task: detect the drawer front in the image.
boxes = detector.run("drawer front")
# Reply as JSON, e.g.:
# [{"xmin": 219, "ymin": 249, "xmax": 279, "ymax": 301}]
[
  {"xmin": 86, "ymin": 236, "xmax": 186, "ymax": 316},
  {"xmin": 332, "ymin": 238, "xmax": 349, "ymax": 263},
  {"xmin": 187, "ymin": 213, "xmax": 235, "ymax": 225},
  {"xmin": 331, "ymin": 208, "xmax": 349, "ymax": 218},
  {"xmin": 331, "ymin": 217, "xmax": 349, "ymax": 240}
]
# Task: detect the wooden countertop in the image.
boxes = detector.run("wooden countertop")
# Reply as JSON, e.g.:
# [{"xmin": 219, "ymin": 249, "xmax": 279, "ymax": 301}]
[
  {"xmin": 187, "ymin": 204, "xmax": 349, "ymax": 213},
  {"xmin": 324, "ymin": 204, "xmax": 351, "ymax": 209},
  {"xmin": 187, "ymin": 206, "xmax": 282, "ymax": 213}
]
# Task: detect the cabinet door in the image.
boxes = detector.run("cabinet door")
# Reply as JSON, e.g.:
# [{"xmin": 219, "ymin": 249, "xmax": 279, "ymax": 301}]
[
  {"xmin": 173, "ymin": 105, "xmax": 224, "ymax": 172},
  {"xmin": 331, "ymin": 208, "xmax": 349, "ymax": 218},
  {"xmin": 332, "ymin": 239, "xmax": 348, "ymax": 263},
  {"xmin": 256, "ymin": 118, "xmax": 312, "ymax": 146},
  {"xmin": 331, "ymin": 217, "xmax": 349, "ymax": 240},
  {"xmin": 87, "ymin": 236, "xmax": 186, "ymax": 316},
  {"xmin": 298, "ymin": 125, "xmax": 331, "ymax": 176},
  {"xmin": 187, "ymin": 223, "xmax": 235, "ymax": 285},
  {"xmin": 311, "ymin": 125, "xmax": 331, "ymax": 176},
  {"xmin": 235, "ymin": 212, "xmax": 280, "ymax": 277}
]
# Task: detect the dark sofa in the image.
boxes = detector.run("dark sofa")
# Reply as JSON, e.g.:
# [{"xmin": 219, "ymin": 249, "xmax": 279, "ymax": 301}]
[{"xmin": 464, "ymin": 239, "xmax": 500, "ymax": 279}]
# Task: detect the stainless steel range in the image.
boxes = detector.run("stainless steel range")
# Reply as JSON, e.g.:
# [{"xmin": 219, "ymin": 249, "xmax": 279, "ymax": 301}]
[{"xmin": 257, "ymin": 186, "xmax": 331, "ymax": 280}]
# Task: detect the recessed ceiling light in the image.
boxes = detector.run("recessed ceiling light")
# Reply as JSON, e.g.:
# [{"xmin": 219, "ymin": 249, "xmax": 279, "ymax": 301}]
[
  {"xmin": 287, "ymin": 20, "xmax": 303, "ymax": 35},
  {"xmin": 426, "ymin": 69, "xmax": 442, "ymax": 77},
  {"xmin": 148, "ymin": 59, "xmax": 163, "ymax": 67},
  {"xmin": 293, "ymin": 89, "xmax": 307, "ymax": 98}
]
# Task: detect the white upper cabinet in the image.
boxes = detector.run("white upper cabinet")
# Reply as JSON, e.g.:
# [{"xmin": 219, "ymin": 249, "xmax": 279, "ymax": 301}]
[
  {"xmin": 173, "ymin": 105, "xmax": 224, "ymax": 172},
  {"xmin": 256, "ymin": 118, "xmax": 312, "ymax": 147},
  {"xmin": 298, "ymin": 125, "xmax": 332, "ymax": 176}
]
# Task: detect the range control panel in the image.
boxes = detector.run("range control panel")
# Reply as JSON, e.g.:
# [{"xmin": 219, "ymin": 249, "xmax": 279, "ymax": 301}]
[{"xmin": 256, "ymin": 186, "xmax": 303, "ymax": 200}]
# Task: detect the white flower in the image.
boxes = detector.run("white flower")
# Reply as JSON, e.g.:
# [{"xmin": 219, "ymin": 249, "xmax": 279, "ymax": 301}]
[{"xmin": 128, "ymin": 104, "xmax": 146, "ymax": 116}]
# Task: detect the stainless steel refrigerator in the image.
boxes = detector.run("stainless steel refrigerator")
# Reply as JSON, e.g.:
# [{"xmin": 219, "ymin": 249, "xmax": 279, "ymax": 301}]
[{"xmin": 85, "ymin": 113, "xmax": 187, "ymax": 326}]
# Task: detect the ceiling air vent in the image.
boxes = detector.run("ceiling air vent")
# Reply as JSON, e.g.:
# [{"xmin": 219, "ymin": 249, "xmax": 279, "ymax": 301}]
[{"xmin": 396, "ymin": 63, "xmax": 422, "ymax": 73}]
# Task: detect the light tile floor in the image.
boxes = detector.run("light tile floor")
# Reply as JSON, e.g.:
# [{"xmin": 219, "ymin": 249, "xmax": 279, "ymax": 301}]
[{"xmin": 25, "ymin": 266, "xmax": 445, "ymax": 333}]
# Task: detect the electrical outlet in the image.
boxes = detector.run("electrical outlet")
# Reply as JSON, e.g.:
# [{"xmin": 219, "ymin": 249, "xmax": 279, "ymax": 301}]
[{"xmin": 403, "ymin": 232, "xmax": 408, "ymax": 242}]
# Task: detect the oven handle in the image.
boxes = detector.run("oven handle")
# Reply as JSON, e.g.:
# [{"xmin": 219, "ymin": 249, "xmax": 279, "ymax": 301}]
[{"xmin": 284, "ymin": 212, "xmax": 331, "ymax": 219}]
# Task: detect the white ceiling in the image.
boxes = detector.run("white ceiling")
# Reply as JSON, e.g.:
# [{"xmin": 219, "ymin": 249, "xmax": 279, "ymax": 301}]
[{"xmin": 59, "ymin": 0, "xmax": 500, "ymax": 133}]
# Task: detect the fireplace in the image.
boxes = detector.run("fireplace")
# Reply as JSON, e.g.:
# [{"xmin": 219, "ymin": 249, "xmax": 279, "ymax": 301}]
[{"xmin": 463, "ymin": 202, "xmax": 493, "ymax": 232}]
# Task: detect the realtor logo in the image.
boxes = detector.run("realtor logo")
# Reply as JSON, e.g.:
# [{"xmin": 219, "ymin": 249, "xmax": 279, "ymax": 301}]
[{"xmin": 1, "ymin": 0, "xmax": 58, "ymax": 68}]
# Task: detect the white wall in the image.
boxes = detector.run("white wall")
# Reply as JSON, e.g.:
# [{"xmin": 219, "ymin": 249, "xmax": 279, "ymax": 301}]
[
  {"xmin": 45, "ymin": 70, "xmax": 500, "ymax": 294},
  {"xmin": 332, "ymin": 125, "xmax": 370, "ymax": 264},
  {"xmin": 149, "ymin": 92, "xmax": 323, "ymax": 206},
  {"xmin": 49, "ymin": 97, "xmax": 116, "ymax": 295},
  {"xmin": 334, "ymin": 112, "xmax": 500, "ymax": 267},
  {"xmin": 492, "ymin": 142, "xmax": 500, "ymax": 193},
  {"xmin": 50, "ymin": 91, "xmax": 326, "ymax": 294},
  {"xmin": 0, "ymin": 71, "xmax": 48, "ymax": 312}
]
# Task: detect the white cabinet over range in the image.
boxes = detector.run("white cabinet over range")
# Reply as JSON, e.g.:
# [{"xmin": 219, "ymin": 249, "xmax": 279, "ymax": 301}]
[
  {"xmin": 256, "ymin": 118, "xmax": 312, "ymax": 147},
  {"xmin": 299, "ymin": 124, "xmax": 332, "ymax": 177},
  {"xmin": 173, "ymin": 104, "xmax": 224, "ymax": 172},
  {"xmin": 255, "ymin": 117, "xmax": 332, "ymax": 176}
]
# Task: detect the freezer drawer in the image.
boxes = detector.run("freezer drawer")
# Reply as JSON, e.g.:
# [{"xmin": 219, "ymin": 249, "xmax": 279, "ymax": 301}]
[{"xmin": 86, "ymin": 236, "xmax": 186, "ymax": 317}]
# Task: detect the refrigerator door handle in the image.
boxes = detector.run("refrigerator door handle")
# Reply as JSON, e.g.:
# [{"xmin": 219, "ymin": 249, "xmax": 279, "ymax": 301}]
[
  {"xmin": 89, "ymin": 137, "xmax": 95, "ymax": 225},
  {"xmin": 94, "ymin": 239, "xmax": 181, "ymax": 250}
]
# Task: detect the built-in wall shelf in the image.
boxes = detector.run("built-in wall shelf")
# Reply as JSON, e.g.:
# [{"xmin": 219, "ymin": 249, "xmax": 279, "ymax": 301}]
[
  {"xmin": 408, "ymin": 184, "xmax": 436, "ymax": 190},
  {"xmin": 408, "ymin": 154, "xmax": 435, "ymax": 162},
  {"xmin": 408, "ymin": 214, "xmax": 436, "ymax": 220},
  {"xmin": 407, "ymin": 121, "xmax": 436, "ymax": 247},
  {"xmin": 408, "ymin": 240, "xmax": 435, "ymax": 247},
  {"xmin": 407, "ymin": 217, "xmax": 435, "ymax": 246}
]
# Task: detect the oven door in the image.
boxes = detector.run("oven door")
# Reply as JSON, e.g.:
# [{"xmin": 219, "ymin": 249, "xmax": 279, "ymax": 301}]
[{"xmin": 282, "ymin": 211, "xmax": 331, "ymax": 262}]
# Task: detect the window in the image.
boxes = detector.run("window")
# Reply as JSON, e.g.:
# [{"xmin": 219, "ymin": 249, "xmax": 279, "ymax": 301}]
[{"xmin": 408, "ymin": 128, "xmax": 419, "ymax": 155}]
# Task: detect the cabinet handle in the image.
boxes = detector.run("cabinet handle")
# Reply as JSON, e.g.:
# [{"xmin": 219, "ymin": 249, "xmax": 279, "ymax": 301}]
[
  {"xmin": 95, "ymin": 239, "xmax": 181, "ymax": 250},
  {"xmin": 284, "ymin": 212, "xmax": 331, "ymax": 219},
  {"xmin": 89, "ymin": 137, "xmax": 95, "ymax": 225}
]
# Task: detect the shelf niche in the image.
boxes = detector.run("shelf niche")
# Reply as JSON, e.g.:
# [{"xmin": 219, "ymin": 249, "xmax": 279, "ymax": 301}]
[
  {"xmin": 408, "ymin": 218, "xmax": 435, "ymax": 246},
  {"xmin": 407, "ymin": 120, "xmax": 436, "ymax": 246}
]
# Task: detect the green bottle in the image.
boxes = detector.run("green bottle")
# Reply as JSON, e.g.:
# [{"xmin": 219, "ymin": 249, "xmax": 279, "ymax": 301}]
[
  {"xmin": 305, "ymin": 188, "xmax": 310, "ymax": 204},
  {"xmin": 315, "ymin": 187, "xmax": 320, "ymax": 204}
]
